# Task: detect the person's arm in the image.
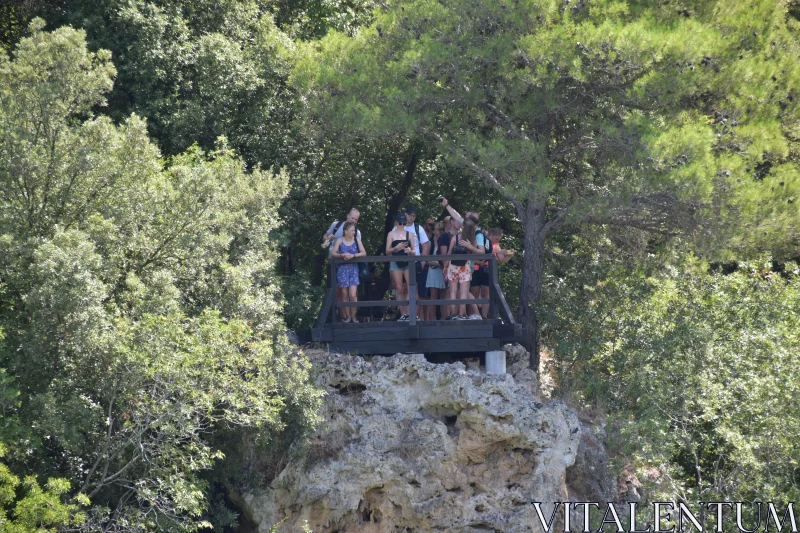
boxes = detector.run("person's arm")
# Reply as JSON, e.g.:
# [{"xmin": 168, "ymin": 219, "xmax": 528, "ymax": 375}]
[
  {"xmin": 497, "ymin": 249, "xmax": 515, "ymax": 264},
  {"xmin": 355, "ymin": 237, "xmax": 366, "ymax": 257},
  {"xmin": 444, "ymin": 235, "xmax": 457, "ymax": 270},
  {"xmin": 461, "ymin": 238, "xmax": 483, "ymax": 254},
  {"xmin": 441, "ymin": 198, "xmax": 463, "ymax": 223},
  {"xmin": 420, "ymin": 239, "xmax": 431, "ymax": 257},
  {"xmin": 430, "ymin": 240, "xmax": 441, "ymax": 268},
  {"xmin": 409, "ymin": 234, "xmax": 417, "ymax": 255},
  {"xmin": 323, "ymin": 222, "xmax": 337, "ymax": 240},
  {"xmin": 385, "ymin": 233, "xmax": 394, "ymax": 255},
  {"xmin": 331, "ymin": 238, "xmax": 343, "ymax": 258}
]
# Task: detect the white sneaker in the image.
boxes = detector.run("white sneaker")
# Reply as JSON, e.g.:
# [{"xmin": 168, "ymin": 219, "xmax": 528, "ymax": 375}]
[{"xmin": 468, "ymin": 314, "xmax": 482, "ymax": 320}]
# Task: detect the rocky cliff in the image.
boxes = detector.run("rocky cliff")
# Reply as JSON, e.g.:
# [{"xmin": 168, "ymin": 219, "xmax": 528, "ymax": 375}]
[{"xmin": 237, "ymin": 347, "xmax": 614, "ymax": 533}]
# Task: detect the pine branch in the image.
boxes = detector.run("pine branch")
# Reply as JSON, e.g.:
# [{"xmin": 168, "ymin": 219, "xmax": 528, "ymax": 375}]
[{"xmin": 428, "ymin": 131, "xmax": 525, "ymax": 213}]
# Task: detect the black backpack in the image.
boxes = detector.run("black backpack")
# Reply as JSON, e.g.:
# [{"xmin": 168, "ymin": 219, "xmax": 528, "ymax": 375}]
[{"xmin": 451, "ymin": 234, "xmax": 468, "ymax": 266}]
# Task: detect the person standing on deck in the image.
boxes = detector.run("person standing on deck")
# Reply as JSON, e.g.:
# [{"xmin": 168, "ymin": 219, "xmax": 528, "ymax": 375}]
[
  {"xmin": 440, "ymin": 198, "xmax": 492, "ymax": 318},
  {"xmin": 425, "ymin": 220, "xmax": 447, "ymax": 320},
  {"xmin": 331, "ymin": 222, "xmax": 367, "ymax": 322},
  {"xmin": 386, "ymin": 213, "xmax": 418, "ymax": 321},
  {"xmin": 438, "ymin": 216, "xmax": 454, "ymax": 318},
  {"xmin": 445, "ymin": 218, "xmax": 482, "ymax": 320},
  {"xmin": 322, "ymin": 208, "xmax": 362, "ymax": 319},
  {"xmin": 488, "ymin": 228, "xmax": 516, "ymax": 265},
  {"xmin": 403, "ymin": 206, "xmax": 430, "ymax": 320}
]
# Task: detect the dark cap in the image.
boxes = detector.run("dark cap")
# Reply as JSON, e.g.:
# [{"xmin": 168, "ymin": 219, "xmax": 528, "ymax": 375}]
[
  {"xmin": 395, "ymin": 213, "xmax": 408, "ymax": 224},
  {"xmin": 404, "ymin": 205, "xmax": 418, "ymax": 214}
]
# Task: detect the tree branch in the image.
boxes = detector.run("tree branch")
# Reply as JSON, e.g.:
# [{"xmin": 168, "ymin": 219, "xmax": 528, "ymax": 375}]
[
  {"xmin": 428, "ymin": 131, "xmax": 525, "ymax": 213},
  {"xmin": 483, "ymin": 103, "xmax": 529, "ymax": 140}
]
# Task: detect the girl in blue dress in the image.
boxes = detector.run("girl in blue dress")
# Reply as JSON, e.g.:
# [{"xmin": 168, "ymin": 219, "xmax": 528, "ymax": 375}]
[{"xmin": 331, "ymin": 222, "xmax": 366, "ymax": 322}]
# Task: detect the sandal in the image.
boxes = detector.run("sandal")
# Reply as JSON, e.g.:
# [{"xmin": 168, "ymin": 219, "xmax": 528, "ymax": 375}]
[{"xmin": 351, "ymin": 318, "xmax": 360, "ymax": 323}]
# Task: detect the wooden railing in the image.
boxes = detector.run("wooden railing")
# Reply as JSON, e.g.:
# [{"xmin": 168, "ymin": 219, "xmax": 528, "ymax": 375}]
[{"xmin": 314, "ymin": 254, "xmax": 515, "ymax": 328}]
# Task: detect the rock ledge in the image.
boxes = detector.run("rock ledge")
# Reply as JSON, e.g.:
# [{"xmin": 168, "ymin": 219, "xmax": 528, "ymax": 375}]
[{"xmin": 241, "ymin": 350, "xmax": 590, "ymax": 533}]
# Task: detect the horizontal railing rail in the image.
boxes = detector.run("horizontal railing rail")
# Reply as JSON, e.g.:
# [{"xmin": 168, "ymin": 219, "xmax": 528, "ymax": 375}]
[
  {"xmin": 314, "ymin": 253, "xmax": 516, "ymax": 328},
  {"xmin": 326, "ymin": 254, "xmax": 496, "ymax": 264}
]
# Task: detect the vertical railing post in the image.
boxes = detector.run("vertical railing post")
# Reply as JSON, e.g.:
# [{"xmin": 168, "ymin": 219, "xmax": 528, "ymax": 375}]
[
  {"xmin": 409, "ymin": 258, "xmax": 417, "ymax": 325},
  {"xmin": 330, "ymin": 259, "xmax": 337, "ymax": 324},
  {"xmin": 490, "ymin": 255, "xmax": 500, "ymax": 320}
]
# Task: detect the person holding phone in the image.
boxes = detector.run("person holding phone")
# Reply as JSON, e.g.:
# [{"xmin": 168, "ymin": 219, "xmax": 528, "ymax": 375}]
[{"xmin": 386, "ymin": 213, "xmax": 417, "ymax": 321}]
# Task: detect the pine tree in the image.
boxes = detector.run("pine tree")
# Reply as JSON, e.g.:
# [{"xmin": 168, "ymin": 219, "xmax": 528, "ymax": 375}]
[{"xmin": 294, "ymin": 0, "xmax": 800, "ymax": 366}]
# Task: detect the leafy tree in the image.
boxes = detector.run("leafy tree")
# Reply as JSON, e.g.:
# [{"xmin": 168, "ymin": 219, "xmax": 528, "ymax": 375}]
[
  {"xmin": 546, "ymin": 256, "xmax": 800, "ymax": 509},
  {"xmin": 4, "ymin": 0, "xmax": 377, "ymax": 169},
  {"xmin": 294, "ymin": 0, "xmax": 800, "ymax": 366},
  {"xmin": 1, "ymin": 444, "xmax": 88, "ymax": 533},
  {"xmin": 0, "ymin": 20, "xmax": 322, "ymax": 531}
]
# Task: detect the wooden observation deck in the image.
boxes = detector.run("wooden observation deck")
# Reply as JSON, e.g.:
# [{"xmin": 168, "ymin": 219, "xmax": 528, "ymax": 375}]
[{"xmin": 312, "ymin": 254, "xmax": 524, "ymax": 355}]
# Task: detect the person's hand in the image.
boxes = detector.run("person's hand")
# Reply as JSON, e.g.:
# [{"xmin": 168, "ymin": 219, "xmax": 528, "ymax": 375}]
[
  {"xmin": 345, "ymin": 253, "xmax": 354, "ymax": 260},
  {"xmin": 441, "ymin": 197, "xmax": 448, "ymax": 207}
]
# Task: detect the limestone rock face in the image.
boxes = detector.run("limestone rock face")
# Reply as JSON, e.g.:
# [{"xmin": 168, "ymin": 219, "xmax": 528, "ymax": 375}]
[{"xmin": 241, "ymin": 350, "xmax": 586, "ymax": 533}]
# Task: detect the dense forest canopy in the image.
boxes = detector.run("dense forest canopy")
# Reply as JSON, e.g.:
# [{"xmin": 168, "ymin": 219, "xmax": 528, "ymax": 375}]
[
  {"xmin": 293, "ymin": 0, "xmax": 800, "ymax": 364},
  {"xmin": 0, "ymin": 0, "xmax": 799, "ymax": 531}
]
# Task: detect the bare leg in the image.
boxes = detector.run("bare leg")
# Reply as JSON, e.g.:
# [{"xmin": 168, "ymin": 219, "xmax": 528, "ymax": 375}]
[
  {"xmin": 447, "ymin": 275, "xmax": 458, "ymax": 317},
  {"xmin": 464, "ymin": 283, "xmax": 478, "ymax": 316},
  {"xmin": 391, "ymin": 270, "xmax": 405, "ymax": 317},
  {"xmin": 442, "ymin": 279, "xmax": 452, "ymax": 318},
  {"xmin": 347, "ymin": 285, "xmax": 358, "ymax": 321},
  {"xmin": 336, "ymin": 287, "xmax": 347, "ymax": 319},
  {"xmin": 480, "ymin": 285, "xmax": 490, "ymax": 318},
  {"xmin": 469, "ymin": 285, "xmax": 481, "ymax": 316},
  {"xmin": 428, "ymin": 287, "xmax": 439, "ymax": 320},
  {"xmin": 457, "ymin": 281, "xmax": 470, "ymax": 316}
]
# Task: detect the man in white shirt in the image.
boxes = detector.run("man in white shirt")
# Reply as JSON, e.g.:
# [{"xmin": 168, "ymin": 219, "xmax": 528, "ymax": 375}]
[
  {"xmin": 404, "ymin": 206, "xmax": 430, "ymax": 316},
  {"xmin": 323, "ymin": 208, "xmax": 361, "ymax": 256}
]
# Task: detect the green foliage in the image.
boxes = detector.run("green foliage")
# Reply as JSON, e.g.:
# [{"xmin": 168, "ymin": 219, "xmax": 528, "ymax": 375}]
[
  {"xmin": 294, "ymin": 0, "xmax": 800, "ymax": 357},
  {"xmin": 19, "ymin": 1, "xmax": 296, "ymax": 165},
  {"xmin": 0, "ymin": 443, "xmax": 88, "ymax": 533},
  {"xmin": 280, "ymin": 274, "xmax": 325, "ymax": 332},
  {"xmin": 1, "ymin": 2, "xmax": 799, "ymax": 527},
  {"xmin": 0, "ymin": 21, "xmax": 322, "ymax": 532},
  {"xmin": 544, "ymin": 254, "xmax": 800, "ymax": 504}
]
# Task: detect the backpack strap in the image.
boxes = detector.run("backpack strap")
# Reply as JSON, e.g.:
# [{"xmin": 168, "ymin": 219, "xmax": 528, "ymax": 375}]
[
  {"xmin": 413, "ymin": 222, "xmax": 421, "ymax": 243},
  {"xmin": 332, "ymin": 220, "xmax": 344, "ymax": 235}
]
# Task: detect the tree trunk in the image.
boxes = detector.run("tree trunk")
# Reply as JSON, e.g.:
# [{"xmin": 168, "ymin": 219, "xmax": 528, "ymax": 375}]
[
  {"xmin": 372, "ymin": 141, "xmax": 421, "ymax": 259},
  {"xmin": 373, "ymin": 141, "xmax": 422, "ymax": 268},
  {"xmin": 517, "ymin": 199, "xmax": 546, "ymax": 372}
]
